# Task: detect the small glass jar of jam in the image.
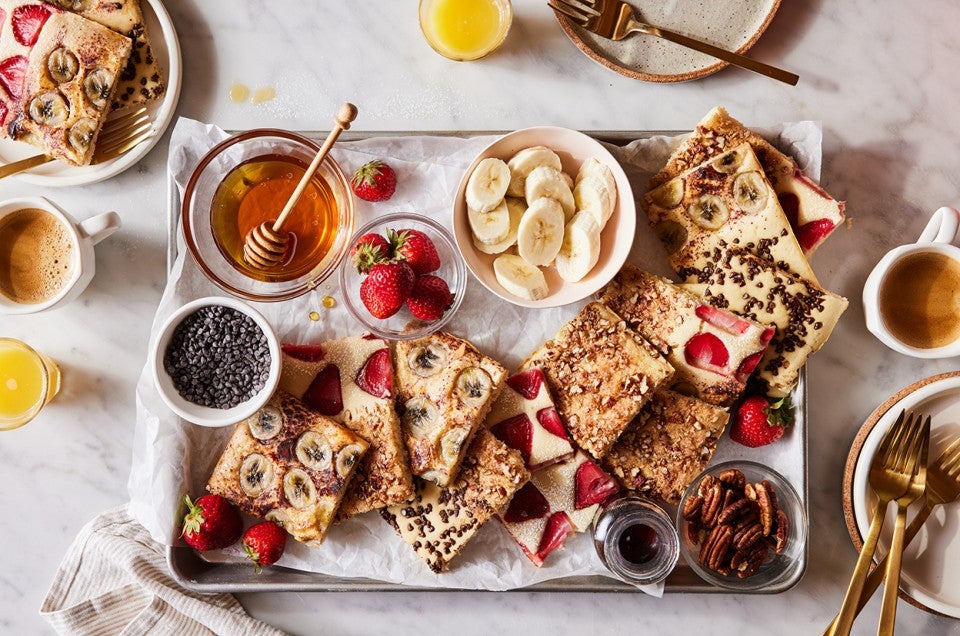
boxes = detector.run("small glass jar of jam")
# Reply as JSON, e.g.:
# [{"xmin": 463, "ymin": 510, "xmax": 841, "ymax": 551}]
[{"xmin": 592, "ymin": 495, "xmax": 679, "ymax": 587}]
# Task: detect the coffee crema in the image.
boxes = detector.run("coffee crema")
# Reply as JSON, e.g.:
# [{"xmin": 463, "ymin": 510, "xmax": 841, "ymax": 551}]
[
  {"xmin": 878, "ymin": 251, "xmax": 960, "ymax": 349},
  {"xmin": 0, "ymin": 208, "xmax": 75, "ymax": 305}
]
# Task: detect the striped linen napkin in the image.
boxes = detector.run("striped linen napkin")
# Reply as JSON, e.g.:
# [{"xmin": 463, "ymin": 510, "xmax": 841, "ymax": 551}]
[{"xmin": 40, "ymin": 505, "xmax": 283, "ymax": 636}]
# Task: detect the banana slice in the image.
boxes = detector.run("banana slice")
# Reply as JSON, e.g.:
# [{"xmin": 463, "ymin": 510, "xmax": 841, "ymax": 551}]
[
  {"xmin": 283, "ymin": 468, "xmax": 317, "ymax": 509},
  {"xmin": 517, "ymin": 197, "xmax": 565, "ymax": 266},
  {"xmin": 406, "ymin": 343, "xmax": 447, "ymax": 378},
  {"xmin": 472, "ymin": 197, "xmax": 525, "ymax": 254},
  {"xmin": 648, "ymin": 178, "xmax": 685, "ymax": 209},
  {"xmin": 506, "ymin": 146, "xmax": 562, "ymax": 197},
  {"xmin": 468, "ymin": 199, "xmax": 510, "ymax": 245},
  {"xmin": 466, "ymin": 158, "xmax": 511, "ymax": 213},
  {"xmin": 731, "ymin": 171, "xmax": 769, "ymax": 214},
  {"xmin": 240, "ymin": 454, "xmax": 275, "ymax": 497},
  {"xmin": 335, "ymin": 443, "xmax": 364, "ymax": 478},
  {"xmin": 573, "ymin": 175, "xmax": 616, "ymax": 229},
  {"xmin": 402, "ymin": 397, "xmax": 439, "ymax": 437},
  {"xmin": 440, "ymin": 428, "xmax": 469, "ymax": 466},
  {"xmin": 84, "ymin": 68, "xmax": 114, "ymax": 110},
  {"xmin": 68, "ymin": 119, "xmax": 97, "ymax": 154},
  {"xmin": 653, "ymin": 220, "xmax": 688, "ymax": 255},
  {"xmin": 555, "ymin": 210, "xmax": 602, "ymax": 282},
  {"xmin": 295, "ymin": 431, "xmax": 332, "ymax": 471},
  {"xmin": 47, "ymin": 48, "xmax": 79, "ymax": 84},
  {"xmin": 712, "ymin": 147, "xmax": 745, "ymax": 174},
  {"xmin": 686, "ymin": 195, "xmax": 729, "ymax": 230},
  {"xmin": 248, "ymin": 405, "xmax": 284, "ymax": 441},
  {"xmin": 493, "ymin": 253, "xmax": 549, "ymax": 301},
  {"xmin": 28, "ymin": 92, "xmax": 69, "ymax": 126},
  {"xmin": 454, "ymin": 367, "xmax": 492, "ymax": 406},
  {"xmin": 525, "ymin": 166, "xmax": 575, "ymax": 221}
]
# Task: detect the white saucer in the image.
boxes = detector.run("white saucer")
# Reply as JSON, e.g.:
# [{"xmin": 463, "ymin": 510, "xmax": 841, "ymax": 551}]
[
  {"xmin": 851, "ymin": 375, "xmax": 960, "ymax": 618},
  {"xmin": 0, "ymin": 0, "xmax": 182, "ymax": 186}
]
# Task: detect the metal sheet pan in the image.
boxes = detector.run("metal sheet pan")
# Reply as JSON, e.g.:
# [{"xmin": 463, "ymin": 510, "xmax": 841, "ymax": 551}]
[{"xmin": 164, "ymin": 129, "xmax": 808, "ymax": 594}]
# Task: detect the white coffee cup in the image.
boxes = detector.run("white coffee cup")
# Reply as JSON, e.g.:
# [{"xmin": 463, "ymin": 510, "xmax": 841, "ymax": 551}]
[
  {"xmin": 0, "ymin": 196, "xmax": 120, "ymax": 315},
  {"xmin": 863, "ymin": 206, "xmax": 960, "ymax": 358}
]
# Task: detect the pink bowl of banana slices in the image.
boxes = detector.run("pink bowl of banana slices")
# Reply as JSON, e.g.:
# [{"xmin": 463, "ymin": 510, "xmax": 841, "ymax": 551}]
[{"xmin": 452, "ymin": 127, "xmax": 636, "ymax": 308}]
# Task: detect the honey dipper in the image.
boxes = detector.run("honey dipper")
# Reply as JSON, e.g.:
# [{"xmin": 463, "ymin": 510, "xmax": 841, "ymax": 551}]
[{"xmin": 242, "ymin": 102, "xmax": 358, "ymax": 269}]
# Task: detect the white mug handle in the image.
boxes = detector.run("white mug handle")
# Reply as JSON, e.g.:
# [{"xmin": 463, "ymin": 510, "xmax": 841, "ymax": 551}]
[
  {"xmin": 77, "ymin": 211, "xmax": 121, "ymax": 245},
  {"xmin": 917, "ymin": 206, "xmax": 960, "ymax": 244}
]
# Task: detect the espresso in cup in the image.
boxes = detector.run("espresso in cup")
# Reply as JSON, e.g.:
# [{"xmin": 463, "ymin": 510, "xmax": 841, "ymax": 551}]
[
  {"xmin": 878, "ymin": 251, "xmax": 960, "ymax": 349},
  {"xmin": 0, "ymin": 207, "xmax": 76, "ymax": 305}
]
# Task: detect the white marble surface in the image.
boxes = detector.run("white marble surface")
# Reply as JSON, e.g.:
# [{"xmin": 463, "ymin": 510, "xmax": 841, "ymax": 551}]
[{"xmin": 1, "ymin": 0, "xmax": 959, "ymax": 633}]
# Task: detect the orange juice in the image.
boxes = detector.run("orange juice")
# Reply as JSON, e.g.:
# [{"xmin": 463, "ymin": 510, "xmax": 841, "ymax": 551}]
[
  {"xmin": 420, "ymin": 0, "xmax": 512, "ymax": 61},
  {"xmin": 0, "ymin": 338, "xmax": 60, "ymax": 430}
]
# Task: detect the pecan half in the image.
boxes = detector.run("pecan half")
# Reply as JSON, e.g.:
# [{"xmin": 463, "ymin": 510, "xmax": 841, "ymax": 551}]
[
  {"xmin": 731, "ymin": 542, "xmax": 768, "ymax": 579},
  {"xmin": 733, "ymin": 521, "xmax": 764, "ymax": 550},
  {"xmin": 718, "ymin": 468, "xmax": 746, "ymax": 489},
  {"xmin": 753, "ymin": 481, "xmax": 776, "ymax": 536},
  {"xmin": 700, "ymin": 482, "xmax": 724, "ymax": 528},
  {"xmin": 773, "ymin": 508, "xmax": 789, "ymax": 554},
  {"xmin": 700, "ymin": 523, "xmax": 734, "ymax": 570},
  {"xmin": 717, "ymin": 498, "xmax": 752, "ymax": 526},
  {"xmin": 698, "ymin": 474, "xmax": 718, "ymax": 497},
  {"xmin": 682, "ymin": 494, "xmax": 704, "ymax": 521}
]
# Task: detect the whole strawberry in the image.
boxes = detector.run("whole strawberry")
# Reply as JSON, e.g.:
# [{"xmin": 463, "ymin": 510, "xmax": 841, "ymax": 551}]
[
  {"xmin": 181, "ymin": 494, "xmax": 243, "ymax": 551},
  {"xmin": 242, "ymin": 521, "xmax": 287, "ymax": 572},
  {"xmin": 730, "ymin": 395, "xmax": 793, "ymax": 448},
  {"xmin": 389, "ymin": 228, "xmax": 440, "ymax": 275},
  {"xmin": 350, "ymin": 232, "xmax": 391, "ymax": 274},
  {"xmin": 351, "ymin": 160, "xmax": 397, "ymax": 202},
  {"xmin": 359, "ymin": 260, "xmax": 415, "ymax": 319},
  {"xmin": 406, "ymin": 274, "xmax": 452, "ymax": 321}
]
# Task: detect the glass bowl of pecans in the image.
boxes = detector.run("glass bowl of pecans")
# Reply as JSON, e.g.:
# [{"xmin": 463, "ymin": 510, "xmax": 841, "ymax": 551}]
[{"xmin": 675, "ymin": 461, "xmax": 806, "ymax": 591}]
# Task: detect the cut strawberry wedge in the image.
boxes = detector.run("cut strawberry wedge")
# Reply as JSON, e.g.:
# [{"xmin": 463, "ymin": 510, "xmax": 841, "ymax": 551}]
[
  {"xmin": 735, "ymin": 351, "xmax": 765, "ymax": 383},
  {"xmin": 502, "ymin": 482, "xmax": 549, "ymax": 523},
  {"xmin": 281, "ymin": 343, "xmax": 326, "ymax": 362},
  {"xmin": 12, "ymin": 4, "xmax": 50, "ymax": 47},
  {"xmin": 489, "ymin": 414, "xmax": 533, "ymax": 465},
  {"xmin": 536, "ymin": 407, "xmax": 568, "ymax": 440},
  {"xmin": 0, "ymin": 56, "xmax": 28, "ymax": 101},
  {"xmin": 695, "ymin": 304, "xmax": 752, "ymax": 336},
  {"xmin": 574, "ymin": 460, "xmax": 619, "ymax": 510},
  {"xmin": 302, "ymin": 364, "xmax": 343, "ymax": 416},
  {"xmin": 684, "ymin": 332, "xmax": 730, "ymax": 375},
  {"xmin": 796, "ymin": 218, "xmax": 836, "ymax": 253},
  {"xmin": 778, "ymin": 192, "xmax": 800, "ymax": 229},
  {"xmin": 506, "ymin": 368, "xmax": 544, "ymax": 400},
  {"xmin": 536, "ymin": 512, "xmax": 575, "ymax": 563},
  {"xmin": 356, "ymin": 348, "xmax": 392, "ymax": 399}
]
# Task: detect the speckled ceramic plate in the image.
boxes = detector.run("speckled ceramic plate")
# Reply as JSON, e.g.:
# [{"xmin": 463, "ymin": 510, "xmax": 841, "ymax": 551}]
[
  {"xmin": 555, "ymin": 0, "xmax": 781, "ymax": 83},
  {"xmin": 842, "ymin": 372, "xmax": 960, "ymax": 619}
]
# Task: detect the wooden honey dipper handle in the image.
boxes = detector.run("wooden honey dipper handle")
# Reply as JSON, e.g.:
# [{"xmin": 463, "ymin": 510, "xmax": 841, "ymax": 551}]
[{"xmin": 271, "ymin": 102, "xmax": 358, "ymax": 232}]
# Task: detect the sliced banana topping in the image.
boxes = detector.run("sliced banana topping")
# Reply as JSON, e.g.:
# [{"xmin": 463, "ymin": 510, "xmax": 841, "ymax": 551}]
[
  {"xmin": 466, "ymin": 157, "xmax": 511, "ymax": 213},
  {"xmin": 440, "ymin": 427, "xmax": 469, "ymax": 465},
  {"xmin": 507, "ymin": 146, "xmax": 562, "ymax": 197},
  {"xmin": 653, "ymin": 220, "xmax": 689, "ymax": 255},
  {"xmin": 649, "ymin": 178, "xmax": 685, "ymax": 209},
  {"xmin": 493, "ymin": 253, "xmax": 549, "ymax": 301},
  {"xmin": 248, "ymin": 405, "xmax": 283, "ymax": 440},
  {"xmin": 402, "ymin": 397, "xmax": 439, "ymax": 437},
  {"xmin": 407, "ymin": 343, "xmax": 446, "ymax": 377},
  {"xmin": 240, "ymin": 453, "xmax": 275, "ymax": 497},
  {"xmin": 47, "ymin": 48, "xmax": 79, "ymax": 84},
  {"xmin": 572, "ymin": 175, "xmax": 615, "ymax": 229},
  {"xmin": 454, "ymin": 367, "xmax": 493, "ymax": 406},
  {"xmin": 68, "ymin": 118, "xmax": 97, "ymax": 154},
  {"xmin": 295, "ymin": 431, "xmax": 332, "ymax": 471},
  {"xmin": 517, "ymin": 197, "xmax": 565, "ymax": 266},
  {"xmin": 335, "ymin": 443, "xmax": 364, "ymax": 478},
  {"xmin": 712, "ymin": 148, "xmax": 744, "ymax": 174},
  {"xmin": 468, "ymin": 199, "xmax": 510, "ymax": 244},
  {"xmin": 686, "ymin": 195, "xmax": 729, "ymax": 231},
  {"xmin": 83, "ymin": 68, "xmax": 114, "ymax": 110},
  {"xmin": 420, "ymin": 470, "xmax": 445, "ymax": 486},
  {"xmin": 28, "ymin": 92, "xmax": 69, "ymax": 126},
  {"xmin": 472, "ymin": 197, "xmax": 525, "ymax": 255},
  {"xmin": 731, "ymin": 171, "xmax": 769, "ymax": 214},
  {"xmin": 264, "ymin": 509, "xmax": 288, "ymax": 525},
  {"xmin": 524, "ymin": 166, "xmax": 575, "ymax": 221},
  {"xmin": 282, "ymin": 468, "xmax": 317, "ymax": 509},
  {"xmin": 555, "ymin": 210, "xmax": 602, "ymax": 283}
]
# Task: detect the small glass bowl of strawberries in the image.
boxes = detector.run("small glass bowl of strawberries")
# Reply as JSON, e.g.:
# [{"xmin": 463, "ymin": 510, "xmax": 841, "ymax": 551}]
[{"xmin": 339, "ymin": 212, "xmax": 467, "ymax": 340}]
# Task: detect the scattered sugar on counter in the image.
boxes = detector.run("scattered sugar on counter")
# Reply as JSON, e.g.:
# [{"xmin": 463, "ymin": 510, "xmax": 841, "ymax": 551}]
[{"xmin": 164, "ymin": 305, "xmax": 270, "ymax": 408}]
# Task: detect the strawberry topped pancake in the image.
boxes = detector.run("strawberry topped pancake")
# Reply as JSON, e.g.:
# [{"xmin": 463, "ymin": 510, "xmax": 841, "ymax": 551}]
[{"xmin": 280, "ymin": 335, "xmax": 413, "ymax": 518}]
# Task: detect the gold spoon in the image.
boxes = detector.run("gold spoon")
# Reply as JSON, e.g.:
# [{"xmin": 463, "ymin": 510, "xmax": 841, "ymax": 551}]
[{"xmin": 242, "ymin": 102, "xmax": 358, "ymax": 269}]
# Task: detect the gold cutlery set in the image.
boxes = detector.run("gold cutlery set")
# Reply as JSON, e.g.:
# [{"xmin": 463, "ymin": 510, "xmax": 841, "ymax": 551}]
[{"xmin": 828, "ymin": 411, "xmax": 960, "ymax": 634}]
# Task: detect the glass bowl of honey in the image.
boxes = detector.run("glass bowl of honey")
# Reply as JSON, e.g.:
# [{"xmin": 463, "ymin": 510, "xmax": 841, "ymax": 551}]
[{"xmin": 181, "ymin": 129, "xmax": 354, "ymax": 301}]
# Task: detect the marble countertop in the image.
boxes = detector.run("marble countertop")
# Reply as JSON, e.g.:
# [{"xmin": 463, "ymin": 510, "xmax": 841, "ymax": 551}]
[{"xmin": 2, "ymin": 1, "xmax": 959, "ymax": 634}]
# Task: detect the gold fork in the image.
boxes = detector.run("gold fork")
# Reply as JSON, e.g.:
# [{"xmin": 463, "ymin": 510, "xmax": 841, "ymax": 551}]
[
  {"xmin": 827, "ymin": 410, "xmax": 928, "ymax": 636},
  {"xmin": 825, "ymin": 436, "xmax": 960, "ymax": 632},
  {"xmin": 548, "ymin": 0, "xmax": 799, "ymax": 85},
  {"xmin": 0, "ymin": 106, "xmax": 153, "ymax": 179}
]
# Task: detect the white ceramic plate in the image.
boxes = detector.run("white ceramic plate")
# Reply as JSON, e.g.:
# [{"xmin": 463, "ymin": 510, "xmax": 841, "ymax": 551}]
[
  {"xmin": 555, "ymin": 0, "xmax": 781, "ymax": 83},
  {"xmin": 452, "ymin": 126, "xmax": 636, "ymax": 309},
  {"xmin": 851, "ymin": 375, "xmax": 960, "ymax": 618},
  {"xmin": 0, "ymin": 0, "xmax": 182, "ymax": 186}
]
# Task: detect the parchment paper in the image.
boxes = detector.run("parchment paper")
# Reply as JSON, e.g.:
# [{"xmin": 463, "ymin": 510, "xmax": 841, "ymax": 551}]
[{"xmin": 128, "ymin": 117, "xmax": 823, "ymax": 592}]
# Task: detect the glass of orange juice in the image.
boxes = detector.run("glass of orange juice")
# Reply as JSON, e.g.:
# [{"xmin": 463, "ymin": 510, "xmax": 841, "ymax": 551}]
[
  {"xmin": 419, "ymin": 0, "xmax": 512, "ymax": 61},
  {"xmin": 0, "ymin": 338, "xmax": 61, "ymax": 430}
]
